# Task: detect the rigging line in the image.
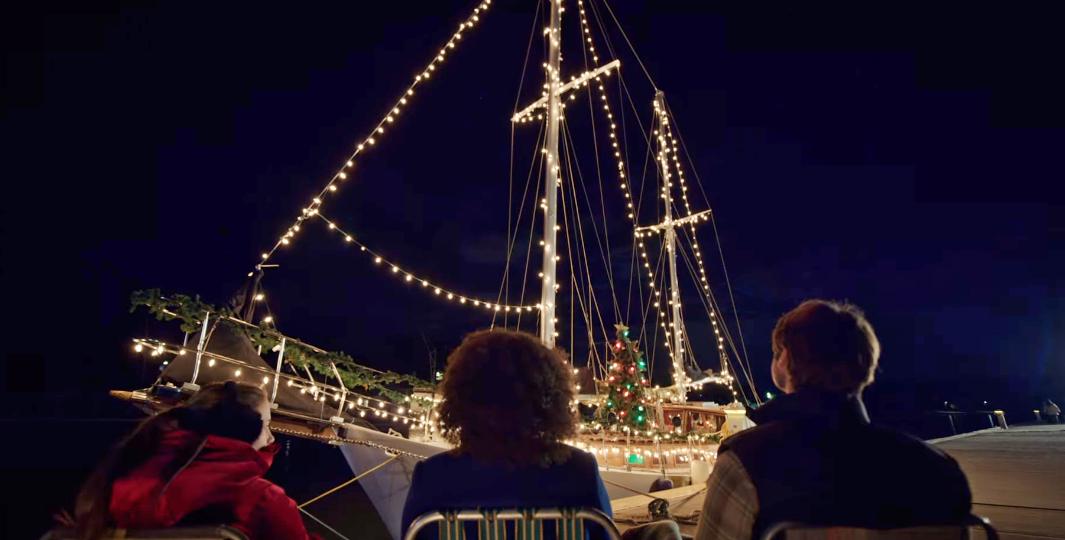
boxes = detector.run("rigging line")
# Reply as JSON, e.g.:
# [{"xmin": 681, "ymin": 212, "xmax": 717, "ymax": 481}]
[
  {"xmin": 626, "ymin": 111, "xmax": 660, "ymax": 349},
  {"xmin": 648, "ymin": 245, "xmax": 671, "ymax": 380},
  {"xmin": 299, "ymin": 455, "xmax": 399, "ymax": 509},
  {"xmin": 596, "ymin": 0, "xmax": 657, "ymax": 89},
  {"xmin": 558, "ymin": 128, "xmax": 594, "ymax": 360},
  {"xmin": 705, "ymin": 282, "xmax": 759, "ymax": 403},
  {"xmin": 517, "ymin": 139, "xmax": 547, "ymax": 334},
  {"xmin": 672, "ymin": 234, "xmax": 758, "ymax": 400},
  {"xmin": 562, "ymin": 117, "xmax": 621, "ymax": 329},
  {"xmin": 515, "ymin": 143, "xmax": 547, "ymax": 333},
  {"xmin": 665, "ymin": 103, "xmax": 753, "ymax": 377},
  {"xmin": 561, "ymin": 124, "xmax": 611, "ymax": 366},
  {"xmin": 557, "ymin": 139, "xmax": 582, "ymax": 357},
  {"xmin": 298, "ymin": 508, "xmax": 353, "ymax": 540},
  {"xmin": 642, "ymin": 234, "xmax": 669, "ymax": 378},
  {"xmin": 498, "ymin": 0, "xmax": 545, "ymax": 323},
  {"xmin": 680, "ymin": 259, "xmax": 757, "ymax": 403},
  {"xmin": 558, "ymin": 132, "xmax": 580, "ymax": 356},
  {"xmin": 494, "ymin": 110, "xmax": 545, "ymax": 325},
  {"xmin": 674, "ymin": 238, "xmax": 745, "ymax": 386},
  {"xmin": 496, "ymin": 118, "xmax": 547, "ymax": 328}
]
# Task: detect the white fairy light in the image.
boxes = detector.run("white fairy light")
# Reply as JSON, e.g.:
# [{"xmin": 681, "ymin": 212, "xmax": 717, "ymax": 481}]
[
  {"xmin": 313, "ymin": 213, "xmax": 540, "ymax": 313},
  {"xmin": 252, "ymin": 0, "xmax": 496, "ymax": 269}
]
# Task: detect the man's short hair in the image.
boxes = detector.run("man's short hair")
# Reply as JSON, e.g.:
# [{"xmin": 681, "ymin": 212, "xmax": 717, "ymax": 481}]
[{"xmin": 772, "ymin": 299, "xmax": 880, "ymax": 394}]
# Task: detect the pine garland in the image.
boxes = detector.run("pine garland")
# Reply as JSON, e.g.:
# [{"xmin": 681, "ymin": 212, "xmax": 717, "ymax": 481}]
[{"xmin": 130, "ymin": 289, "xmax": 430, "ymax": 403}]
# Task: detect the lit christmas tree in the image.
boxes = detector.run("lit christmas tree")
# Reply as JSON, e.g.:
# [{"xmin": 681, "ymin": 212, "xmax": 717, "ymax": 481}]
[{"xmin": 600, "ymin": 324, "xmax": 653, "ymax": 430}]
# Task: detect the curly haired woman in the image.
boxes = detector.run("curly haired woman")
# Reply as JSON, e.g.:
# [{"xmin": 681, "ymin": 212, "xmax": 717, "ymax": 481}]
[{"xmin": 401, "ymin": 329, "xmax": 612, "ymax": 539}]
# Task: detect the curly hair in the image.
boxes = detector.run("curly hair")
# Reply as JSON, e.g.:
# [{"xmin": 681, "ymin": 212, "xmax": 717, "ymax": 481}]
[{"xmin": 438, "ymin": 329, "xmax": 577, "ymax": 467}]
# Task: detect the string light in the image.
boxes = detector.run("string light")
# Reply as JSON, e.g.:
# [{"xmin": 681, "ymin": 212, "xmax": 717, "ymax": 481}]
[
  {"xmin": 654, "ymin": 98, "xmax": 739, "ymax": 396},
  {"xmin": 132, "ymin": 337, "xmax": 432, "ymax": 424},
  {"xmin": 315, "ymin": 213, "xmax": 540, "ymax": 313},
  {"xmin": 253, "ymin": 0, "xmax": 495, "ymax": 271},
  {"xmin": 571, "ymin": 0, "xmax": 683, "ymax": 392}
]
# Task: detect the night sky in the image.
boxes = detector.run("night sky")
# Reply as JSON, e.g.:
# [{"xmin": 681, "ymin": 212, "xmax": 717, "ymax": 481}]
[{"xmin": 3, "ymin": 0, "xmax": 1064, "ymax": 476}]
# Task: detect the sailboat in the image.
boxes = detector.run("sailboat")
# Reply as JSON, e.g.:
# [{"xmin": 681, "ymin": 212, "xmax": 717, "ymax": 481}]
[{"xmin": 118, "ymin": 0, "xmax": 762, "ymax": 538}]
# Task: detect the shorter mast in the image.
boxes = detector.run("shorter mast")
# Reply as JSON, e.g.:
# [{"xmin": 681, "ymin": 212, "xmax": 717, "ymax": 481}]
[
  {"xmin": 637, "ymin": 92, "xmax": 712, "ymax": 403},
  {"xmin": 655, "ymin": 92, "xmax": 688, "ymax": 402}
]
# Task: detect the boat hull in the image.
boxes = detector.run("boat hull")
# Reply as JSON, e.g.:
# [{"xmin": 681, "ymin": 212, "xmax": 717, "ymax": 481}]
[{"xmin": 336, "ymin": 424, "xmax": 693, "ymax": 539}]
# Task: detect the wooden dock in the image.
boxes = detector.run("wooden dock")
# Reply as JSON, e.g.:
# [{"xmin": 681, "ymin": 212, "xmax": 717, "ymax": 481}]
[
  {"xmin": 935, "ymin": 424, "xmax": 1065, "ymax": 539},
  {"xmin": 612, "ymin": 424, "xmax": 1065, "ymax": 539}
]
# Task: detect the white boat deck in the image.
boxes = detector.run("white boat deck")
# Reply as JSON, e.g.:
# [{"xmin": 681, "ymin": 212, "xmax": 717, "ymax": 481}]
[{"xmin": 612, "ymin": 424, "xmax": 1065, "ymax": 539}]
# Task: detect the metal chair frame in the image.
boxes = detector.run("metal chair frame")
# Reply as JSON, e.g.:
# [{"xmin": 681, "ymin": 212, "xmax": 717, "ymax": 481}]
[
  {"xmin": 760, "ymin": 514, "xmax": 998, "ymax": 540},
  {"xmin": 403, "ymin": 507, "xmax": 622, "ymax": 540}
]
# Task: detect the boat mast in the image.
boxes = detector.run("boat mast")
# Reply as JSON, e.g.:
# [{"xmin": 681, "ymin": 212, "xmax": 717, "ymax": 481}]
[
  {"xmin": 655, "ymin": 91, "xmax": 690, "ymax": 402},
  {"xmin": 539, "ymin": 0, "xmax": 563, "ymax": 348}
]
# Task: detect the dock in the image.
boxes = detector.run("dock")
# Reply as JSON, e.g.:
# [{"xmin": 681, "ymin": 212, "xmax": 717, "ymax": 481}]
[{"xmin": 612, "ymin": 424, "xmax": 1065, "ymax": 539}]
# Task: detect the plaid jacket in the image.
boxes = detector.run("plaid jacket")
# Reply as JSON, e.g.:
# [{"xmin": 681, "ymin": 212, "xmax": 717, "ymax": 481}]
[{"xmin": 693, "ymin": 452, "xmax": 758, "ymax": 540}]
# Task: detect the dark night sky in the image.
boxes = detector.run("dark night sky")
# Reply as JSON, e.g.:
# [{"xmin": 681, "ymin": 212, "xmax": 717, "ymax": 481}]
[{"xmin": 3, "ymin": 1, "xmax": 1064, "ymax": 429}]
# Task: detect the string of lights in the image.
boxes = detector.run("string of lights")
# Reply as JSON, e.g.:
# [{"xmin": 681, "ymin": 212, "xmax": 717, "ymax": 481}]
[
  {"xmin": 654, "ymin": 100, "xmax": 741, "ymax": 402},
  {"xmin": 574, "ymin": 0, "xmax": 686, "ymax": 398},
  {"xmin": 253, "ymin": 0, "xmax": 495, "ymax": 272},
  {"xmin": 314, "ymin": 213, "xmax": 541, "ymax": 313},
  {"xmin": 132, "ymin": 338, "xmax": 433, "ymax": 427},
  {"xmin": 664, "ymin": 106, "xmax": 762, "ymax": 404}
]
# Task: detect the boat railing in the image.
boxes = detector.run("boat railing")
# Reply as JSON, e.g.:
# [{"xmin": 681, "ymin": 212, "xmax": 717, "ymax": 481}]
[{"xmin": 133, "ymin": 337, "xmax": 426, "ymax": 428}]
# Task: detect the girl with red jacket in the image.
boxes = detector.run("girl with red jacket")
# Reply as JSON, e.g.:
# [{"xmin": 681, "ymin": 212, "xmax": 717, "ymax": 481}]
[{"xmin": 72, "ymin": 381, "xmax": 317, "ymax": 540}]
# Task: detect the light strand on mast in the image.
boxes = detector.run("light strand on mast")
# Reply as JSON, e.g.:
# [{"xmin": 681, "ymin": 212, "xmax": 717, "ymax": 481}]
[
  {"xmin": 576, "ymin": 0, "xmax": 675, "ymax": 385},
  {"xmin": 655, "ymin": 99, "xmax": 739, "ymax": 402},
  {"xmin": 251, "ymin": 0, "xmax": 495, "ymax": 274},
  {"xmin": 314, "ymin": 214, "xmax": 541, "ymax": 313},
  {"xmin": 574, "ymin": 0, "xmax": 662, "ymax": 310}
]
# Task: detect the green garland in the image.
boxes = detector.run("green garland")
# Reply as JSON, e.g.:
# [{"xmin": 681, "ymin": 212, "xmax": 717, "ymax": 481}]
[{"xmin": 130, "ymin": 289, "xmax": 431, "ymax": 403}]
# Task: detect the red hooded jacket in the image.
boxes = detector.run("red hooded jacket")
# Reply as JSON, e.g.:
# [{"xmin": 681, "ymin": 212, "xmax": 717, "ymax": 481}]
[{"xmin": 109, "ymin": 429, "xmax": 317, "ymax": 540}]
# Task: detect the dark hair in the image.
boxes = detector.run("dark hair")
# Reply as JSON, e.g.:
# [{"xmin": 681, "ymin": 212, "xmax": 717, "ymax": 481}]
[
  {"xmin": 772, "ymin": 299, "xmax": 880, "ymax": 394},
  {"xmin": 73, "ymin": 381, "xmax": 266, "ymax": 540},
  {"xmin": 438, "ymin": 329, "xmax": 576, "ymax": 467}
]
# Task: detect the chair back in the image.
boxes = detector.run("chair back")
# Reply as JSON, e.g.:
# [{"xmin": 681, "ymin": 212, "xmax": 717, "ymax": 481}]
[
  {"xmin": 403, "ymin": 507, "xmax": 621, "ymax": 540},
  {"xmin": 41, "ymin": 526, "xmax": 249, "ymax": 540},
  {"xmin": 760, "ymin": 514, "xmax": 998, "ymax": 540}
]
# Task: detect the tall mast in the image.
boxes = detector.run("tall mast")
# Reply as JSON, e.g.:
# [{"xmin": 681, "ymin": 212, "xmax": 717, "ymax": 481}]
[
  {"xmin": 539, "ymin": 0, "xmax": 563, "ymax": 348},
  {"xmin": 654, "ymin": 91, "xmax": 690, "ymax": 402}
]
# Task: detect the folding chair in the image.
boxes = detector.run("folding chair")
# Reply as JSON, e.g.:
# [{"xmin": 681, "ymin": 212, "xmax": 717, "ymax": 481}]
[{"xmin": 404, "ymin": 507, "xmax": 622, "ymax": 540}]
